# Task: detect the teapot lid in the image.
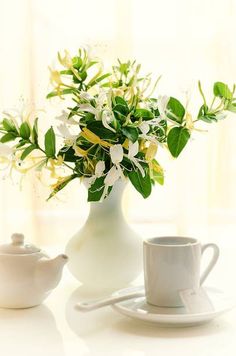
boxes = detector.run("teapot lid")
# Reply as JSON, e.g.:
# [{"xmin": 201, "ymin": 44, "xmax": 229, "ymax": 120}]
[{"xmin": 0, "ymin": 233, "xmax": 40, "ymax": 254}]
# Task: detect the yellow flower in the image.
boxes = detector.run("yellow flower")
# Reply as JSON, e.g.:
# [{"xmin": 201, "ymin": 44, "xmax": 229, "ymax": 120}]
[
  {"xmin": 73, "ymin": 145, "xmax": 88, "ymax": 157},
  {"xmin": 185, "ymin": 112, "xmax": 194, "ymax": 130},
  {"xmin": 49, "ymin": 68, "xmax": 63, "ymax": 86},
  {"xmin": 80, "ymin": 128, "xmax": 112, "ymax": 148},
  {"xmin": 46, "ymin": 156, "xmax": 64, "ymax": 179},
  {"xmin": 57, "ymin": 50, "xmax": 72, "ymax": 69},
  {"xmin": 145, "ymin": 142, "xmax": 158, "ymax": 162},
  {"xmin": 51, "ymin": 175, "xmax": 71, "ymax": 191}
]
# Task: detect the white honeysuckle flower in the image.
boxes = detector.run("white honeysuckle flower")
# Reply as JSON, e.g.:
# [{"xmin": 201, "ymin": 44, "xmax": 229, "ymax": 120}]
[
  {"xmin": 100, "ymin": 144, "xmax": 125, "ymax": 201},
  {"xmin": 139, "ymin": 122, "xmax": 150, "ymax": 135},
  {"xmin": 78, "ymin": 103, "xmax": 97, "ymax": 115},
  {"xmin": 101, "ymin": 165, "xmax": 122, "ymax": 202},
  {"xmin": 104, "ymin": 165, "xmax": 120, "ymax": 186},
  {"xmin": 78, "ymin": 89, "xmax": 117, "ymax": 133},
  {"xmin": 80, "ymin": 91, "xmax": 94, "ymax": 101},
  {"xmin": 110, "ymin": 144, "xmax": 123, "ymax": 164},
  {"xmin": 83, "ymin": 160, "xmax": 105, "ymax": 189},
  {"xmin": 157, "ymin": 95, "xmax": 169, "ymax": 121},
  {"xmin": 79, "ymin": 91, "xmax": 105, "ymax": 119},
  {"xmin": 101, "ymin": 110, "xmax": 116, "ymax": 133},
  {"xmin": 128, "ymin": 140, "xmax": 139, "ymax": 158},
  {"xmin": 57, "ymin": 124, "xmax": 78, "ymax": 141},
  {"xmin": 95, "ymin": 160, "xmax": 105, "ymax": 177},
  {"xmin": 109, "ymin": 144, "xmax": 125, "ymax": 180},
  {"xmin": 83, "ymin": 177, "xmax": 94, "ymax": 189},
  {"xmin": 138, "ymin": 122, "xmax": 159, "ymax": 144},
  {"xmin": 55, "ymin": 110, "xmax": 78, "ymax": 125},
  {"xmin": 127, "ymin": 141, "xmax": 145, "ymax": 177}
]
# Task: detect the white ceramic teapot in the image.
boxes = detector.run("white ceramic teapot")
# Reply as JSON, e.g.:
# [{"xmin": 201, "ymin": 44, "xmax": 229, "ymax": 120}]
[{"xmin": 0, "ymin": 233, "xmax": 68, "ymax": 308}]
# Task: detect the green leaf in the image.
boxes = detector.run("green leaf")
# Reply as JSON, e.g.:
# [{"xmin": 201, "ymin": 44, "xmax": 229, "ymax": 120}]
[
  {"xmin": 45, "ymin": 127, "xmax": 56, "ymax": 158},
  {"xmin": 21, "ymin": 144, "xmax": 37, "ymax": 160},
  {"xmin": 16, "ymin": 139, "xmax": 28, "ymax": 148},
  {"xmin": 60, "ymin": 70, "xmax": 73, "ymax": 75},
  {"xmin": 113, "ymin": 104, "xmax": 129, "ymax": 117},
  {"xmin": 88, "ymin": 73, "xmax": 111, "ymax": 87},
  {"xmin": 88, "ymin": 176, "xmax": 112, "ymax": 202},
  {"xmin": 87, "ymin": 121, "xmax": 117, "ymax": 140},
  {"xmin": 79, "ymin": 71, "xmax": 87, "ymax": 81},
  {"xmin": 167, "ymin": 97, "xmax": 185, "ymax": 123},
  {"xmin": 167, "ymin": 127, "xmax": 190, "ymax": 158},
  {"xmin": 213, "ymin": 82, "xmax": 232, "ymax": 100},
  {"xmin": 58, "ymin": 146, "xmax": 77, "ymax": 162},
  {"xmin": 72, "ymin": 56, "xmax": 82, "ymax": 70},
  {"xmin": 19, "ymin": 122, "xmax": 31, "ymax": 139},
  {"xmin": 134, "ymin": 108, "xmax": 154, "ymax": 120},
  {"xmin": 197, "ymin": 105, "xmax": 217, "ymax": 123},
  {"xmin": 114, "ymin": 96, "xmax": 128, "ymax": 107},
  {"xmin": 46, "ymin": 88, "xmax": 75, "ymax": 99},
  {"xmin": 121, "ymin": 126, "xmax": 139, "ymax": 142},
  {"xmin": 0, "ymin": 132, "xmax": 17, "ymax": 143},
  {"xmin": 32, "ymin": 118, "xmax": 39, "ymax": 144},
  {"xmin": 197, "ymin": 104, "xmax": 208, "ymax": 119},
  {"xmin": 47, "ymin": 174, "xmax": 77, "ymax": 201},
  {"xmin": 128, "ymin": 170, "xmax": 152, "ymax": 198},
  {"xmin": 227, "ymin": 102, "xmax": 236, "ymax": 113},
  {"xmin": 2, "ymin": 118, "xmax": 18, "ymax": 133}
]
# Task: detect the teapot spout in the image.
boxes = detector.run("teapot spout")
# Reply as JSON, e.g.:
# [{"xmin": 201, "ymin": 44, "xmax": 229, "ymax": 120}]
[{"xmin": 36, "ymin": 254, "xmax": 68, "ymax": 292}]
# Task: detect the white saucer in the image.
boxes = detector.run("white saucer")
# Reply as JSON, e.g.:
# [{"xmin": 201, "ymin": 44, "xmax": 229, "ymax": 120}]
[{"xmin": 111, "ymin": 286, "xmax": 235, "ymax": 327}]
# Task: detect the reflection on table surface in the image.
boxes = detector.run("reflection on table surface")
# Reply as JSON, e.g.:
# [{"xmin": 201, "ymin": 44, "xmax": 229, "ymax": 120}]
[{"xmin": 0, "ymin": 304, "xmax": 65, "ymax": 356}]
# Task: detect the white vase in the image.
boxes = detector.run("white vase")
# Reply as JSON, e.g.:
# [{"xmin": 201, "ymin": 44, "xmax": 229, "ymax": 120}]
[{"xmin": 65, "ymin": 181, "xmax": 143, "ymax": 289}]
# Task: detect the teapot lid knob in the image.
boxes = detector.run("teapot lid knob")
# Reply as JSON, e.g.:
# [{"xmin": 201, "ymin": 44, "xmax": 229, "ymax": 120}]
[{"xmin": 11, "ymin": 233, "xmax": 24, "ymax": 246}]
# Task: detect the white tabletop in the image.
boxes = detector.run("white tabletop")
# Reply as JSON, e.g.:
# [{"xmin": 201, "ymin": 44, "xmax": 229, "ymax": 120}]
[{"xmin": 0, "ymin": 236, "xmax": 236, "ymax": 356}]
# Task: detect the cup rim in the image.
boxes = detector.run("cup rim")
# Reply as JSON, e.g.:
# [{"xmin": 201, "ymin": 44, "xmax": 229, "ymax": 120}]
[{"xmin": 144, "ymin": 236, "xmax": 199, "ymax": 247}]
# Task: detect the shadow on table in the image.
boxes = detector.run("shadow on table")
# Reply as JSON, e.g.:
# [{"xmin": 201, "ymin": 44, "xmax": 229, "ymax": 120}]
[{"xmin": 0, "ymin": 304, "xmax": 65, "ymax": 356}]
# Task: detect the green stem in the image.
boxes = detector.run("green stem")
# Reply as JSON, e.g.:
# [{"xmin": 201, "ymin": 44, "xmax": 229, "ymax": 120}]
[
  {"xmin": 198, "ymin": 81, "xmax": 207, "ymax": 107},
  {"xmin": 209, "ymin": 96, "xmax": 216, "ymax": 111},
  {"xmin": 29, "ymin": 140, "xmax": 74, "ymax": 172}
]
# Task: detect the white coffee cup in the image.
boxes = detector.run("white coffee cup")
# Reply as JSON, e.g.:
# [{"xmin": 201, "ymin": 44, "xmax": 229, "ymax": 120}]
[{"xmin": 143, "ymin": 236, "xmax": 220, "ymax": 307}]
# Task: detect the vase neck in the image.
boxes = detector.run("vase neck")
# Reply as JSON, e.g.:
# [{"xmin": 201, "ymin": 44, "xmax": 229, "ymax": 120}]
[{"xmin": 89, "ymin": 180, "xmax": 125, "ymax": 218}]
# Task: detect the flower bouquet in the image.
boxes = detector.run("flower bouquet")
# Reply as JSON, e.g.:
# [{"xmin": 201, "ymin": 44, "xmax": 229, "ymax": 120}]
[{"xmin": 0, "ymin": 48, "xmax": 235, "ymax": 201}]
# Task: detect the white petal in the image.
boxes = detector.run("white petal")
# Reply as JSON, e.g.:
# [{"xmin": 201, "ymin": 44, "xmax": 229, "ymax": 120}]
[
  {"xmin": 139, "ymin": 122, "xmax": 149, "ymax": 135},
  {"xmin": 110, "ymin": 144, "xmax": 123, "ymax": 164},
  {"xmin": 0, "ymin": 144, "xmax": 13, "ymax": 157},
  {"xmin": 158, "ymin": 95, "xmax": 169, "ymax": 117},
  {"xmin": 104, "ymin": 166, "xmax": 120, "ymax": 186},
  {"xmin": 116, "ymin": 164, "xmax": 126, "ymax": 181},
  {"xmin": 95, "ymin": 161, "xmax": 105, "ymax": 177},
  {"xmin": 80, "ymin": 91, "xmax": 94, "ymax": 101},
  {"xmin": 132, "ymin": 158, "xmax": 145, "ymax": 177},
  {"xmin": 57, "ymin": 124, "xmax": 71, "ymax": 138},
  {"xmin": 55, "ymin": 110, "xmax": 78, "ymax": 125},
  {"xmin": 78, "ymin": 104, "xmax": 97, "ymax": 115},
  {"xmin": 128, "ymin": 141, "xmax": 139, "ymax": 159},
  {"xmin": 101, "ymin": 111, "xmax": 116, "ymax": 133},
  {"xmin": 83, "ymin": 177, "xmax": 95, "ymax": 188}
]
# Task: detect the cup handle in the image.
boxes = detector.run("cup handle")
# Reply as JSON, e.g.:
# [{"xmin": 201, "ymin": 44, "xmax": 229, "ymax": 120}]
[{"xmin": 200, "ymin": 243, "xmax": 220, "ymax": 285}]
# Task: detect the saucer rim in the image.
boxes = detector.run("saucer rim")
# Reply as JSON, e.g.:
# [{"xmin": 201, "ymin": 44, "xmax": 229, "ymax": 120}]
[{"xmin": 111, "ymin": 285, "xmax": 235, "ymax": 321}]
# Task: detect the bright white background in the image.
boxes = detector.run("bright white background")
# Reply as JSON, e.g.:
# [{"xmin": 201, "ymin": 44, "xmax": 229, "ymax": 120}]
[{"xmin": 0, "ymin": 0, "xmax": 236, "ymax": 247}]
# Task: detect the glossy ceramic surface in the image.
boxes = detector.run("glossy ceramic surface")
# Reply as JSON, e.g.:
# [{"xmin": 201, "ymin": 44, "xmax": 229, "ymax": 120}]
[
  {"xmin": 0, "ymin": 234, "xmax": 68, "ymax": 308},
  {"xmin": 143, "ymin": 237, "xmax": 219, "ymax": 307},
  {"xmin": 112, "ymin": 286, "xmax": 235, "ymax": 327}
]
